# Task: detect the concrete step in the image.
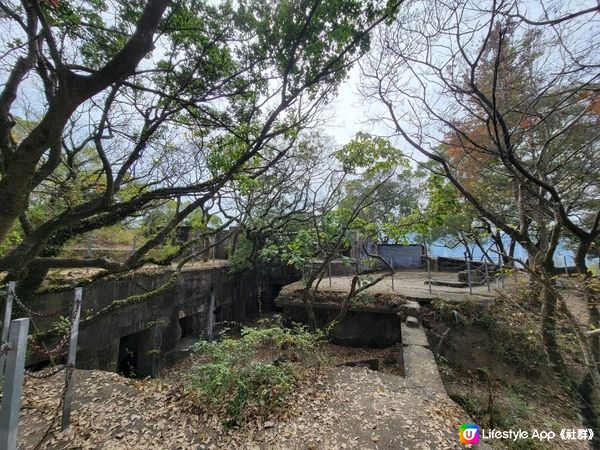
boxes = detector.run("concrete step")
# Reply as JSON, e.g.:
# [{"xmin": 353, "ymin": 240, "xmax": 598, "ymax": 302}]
[
  {"xmin": 403, "ymin": 344, "xmax": 446, "ymax": 393},
  {"xmin": 401, "ymin": 323, "xmax": 429, "ymax": 346}
]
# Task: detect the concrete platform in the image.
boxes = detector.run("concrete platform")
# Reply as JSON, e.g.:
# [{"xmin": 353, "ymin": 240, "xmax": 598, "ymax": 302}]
[{"xmin": 279, "ymin": 270, "xmax": 528, "ymax": 303}]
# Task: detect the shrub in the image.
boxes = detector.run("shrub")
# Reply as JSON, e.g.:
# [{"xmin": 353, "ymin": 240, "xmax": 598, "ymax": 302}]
[{"xmin": 187, "ymin": 322, "xmax": 324, "ymax": 426}]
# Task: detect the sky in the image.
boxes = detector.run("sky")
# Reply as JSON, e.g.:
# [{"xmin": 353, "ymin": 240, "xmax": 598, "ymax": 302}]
[
  {"xmin": 325, "ymin": 65, "xmax": 395, "ymax": 148},
  {"xmin": 327, "ymin": 67, "xmax": 365, "ymax": 145},
  {"xmin": 326, "ymin": 0, "xmax": 600, "ymax": 151}
]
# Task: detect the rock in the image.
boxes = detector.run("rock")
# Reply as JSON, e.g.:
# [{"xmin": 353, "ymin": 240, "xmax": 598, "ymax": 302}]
[{"xmin": 406, "ymin": 316, "xmax": 420, "ymax": 328}]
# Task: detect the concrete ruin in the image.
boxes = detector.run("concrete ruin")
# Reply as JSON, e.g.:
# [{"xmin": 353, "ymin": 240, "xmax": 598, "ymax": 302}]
[
  {"xmin": 275, "ymin": 285, "xmax": 421, "ymax": 349},
  {"xmin": 351, "ymin": 238, "xmax": 424, "ymax": 270},
  {"xmin": 28, "ymin": 264, "xmax": 292, "ymax": 377}
]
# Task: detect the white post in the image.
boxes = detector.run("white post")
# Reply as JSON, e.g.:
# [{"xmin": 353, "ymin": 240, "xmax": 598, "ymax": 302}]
[
  {"xmin": 1, "ymin": 281, "xmax": 15, "ymax": 376},
  {"xmin": 564, "ymin": 255, "xmax": 568, "ymax": 275},
  {"xmin": 427, "ymin": 257, "xmax": 432, "ymax": 294},
  {"xmin": 465, "ymin": 253, "xmax": 472, "ymax": 295},
  {"xmin": 0, "ymin": 318, "xmax": 30, "ymax": 450},
  {"xmin": 61, "ymin": 287, "xmax": 83, "ymax": 430},
  {"xmin": 499, "ymin": 257, "xmax": 505, "ymax": 289},
  {"xmin": 484, "ymin": 261, "xmax": 490, "ymax": 292},
  {"xmin": 389, "ymin": 259, "xmax": 395, "ymax": 291}
]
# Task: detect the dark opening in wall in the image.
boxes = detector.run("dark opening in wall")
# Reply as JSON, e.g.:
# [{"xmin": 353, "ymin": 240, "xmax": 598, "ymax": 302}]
[
  {"xmin": 118, "ymin": 331, "xmax": 144, "ymax": 378},
  {"xmin": 179, "ymin": 315, "xmax": 197, "ymax": 339}
]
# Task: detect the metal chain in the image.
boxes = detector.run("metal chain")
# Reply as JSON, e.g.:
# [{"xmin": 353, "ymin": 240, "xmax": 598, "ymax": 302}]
[
  {"xmin": 26, "ymin": 365, "xmax": 65, "ymax": 379},
  {"xmin": 12, "ymin": 293, "xmax": 71, "ymax": 318},
  {"xmin": 27, "ymin": 327, "xmax": 71, "ymax": 360}
]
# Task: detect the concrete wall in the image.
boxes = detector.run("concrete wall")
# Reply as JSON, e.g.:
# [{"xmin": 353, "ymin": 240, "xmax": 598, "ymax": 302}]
[
  {"xmin": 378, "ymin": 245, "xmax": 423, "ymax": 269},
  {"xmin": 351, "ymin": 238, "xmax": 424, "ymax": 270},
  {"xmin": 175, "ymin": 227, "xmax": 232, "ymax": 259},
  {"xmin": 309, "ymin": 260, "xmax": 357, "ymax": 277},
  {"xmin": 280, "ymin": 302, "xmax": 402, "ymax": 348},
  {"xmin": 30, "ymin": 265, "xmax": 291, "ymax": 377}
]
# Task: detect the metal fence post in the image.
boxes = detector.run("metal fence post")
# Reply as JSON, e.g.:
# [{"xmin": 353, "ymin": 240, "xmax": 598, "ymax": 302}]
[
  {"xmin": 0, "ymin": 318, "xmax": 30, "ymax": 450},
  {"xmin": 389, "ymin": 259, "xmax": 395, "ymax": 291},
  {"xmin": 1, "ymin": 281, "xmax": 15, "ymax": 376},
  {"xmin": 427, "ymin": 257, "xmax": 432, "ymax": 294},
  {"xmin": 61, "ymin": 287, "xmax": 83, "ymax": 430},
  {"xmin": 465, "ymin": 253, "xmax": 472, "ymax": 295},
  {"xmin": 484, "ymin": 261, "xmax": 490, "ymax": 292}
]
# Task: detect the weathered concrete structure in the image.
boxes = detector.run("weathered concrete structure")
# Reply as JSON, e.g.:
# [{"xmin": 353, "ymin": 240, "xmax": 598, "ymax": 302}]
[
  {"xmin": 29, "ymin": 264, "xmax": 291, "ymax": 377},
  {"xmin": 275, "ymin": 282, "xmax": 422, "ymax": 348},
  {"xmin": 279, "ymin": 300, "xmax": 404, "ymax": 348},
  {"xmin": 351, "ymin": 238, "xmax": 425, "ymax": 270},
  {"xmin": 378, "ymin": 244, "xmax": 423, "ymax": 269}
]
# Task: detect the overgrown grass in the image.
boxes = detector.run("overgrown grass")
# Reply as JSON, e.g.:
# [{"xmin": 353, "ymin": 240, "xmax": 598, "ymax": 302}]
[
  {"xmin": 187, "ymin": 321, "xmax": 324, "ymax": 426},
  {"xmin": 431, "ymin": 296, "xmax": 550, "ymax": 375},
  {"xmin": 427, "ymin": 290, "xmax": 585, "ymax": 449}
]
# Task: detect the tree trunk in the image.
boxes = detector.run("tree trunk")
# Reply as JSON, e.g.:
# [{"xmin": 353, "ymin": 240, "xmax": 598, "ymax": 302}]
[
  {"xmin": 539, "ymin": 266, "xmax": 600, "ymax": 447},
  {"xmin": 540, "ymin": 281, "xmax": 567, "ymax": 375},
  {"xmin": 508, "ymin": 239, "xmax": 516, "ymax": 265},
  {"xmin": 12, "ymin": 266, "xmax": 49, "ymax": 306},
  {"xmin": 575, "ymin": 241, "xmax": 600, "ymax": 373},
  {"xmin": 302, "ymin": 291, "xmax": 318, "ymax": 330},
  {"xmin": 0, "ymin": 0, "xmax": 171, "ymax": 243}
]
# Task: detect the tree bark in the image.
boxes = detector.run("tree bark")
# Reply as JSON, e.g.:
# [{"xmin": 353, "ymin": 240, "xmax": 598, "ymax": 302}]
[
  {"xmin": 575, "ymin": 240, "xmax": 600, "ymax": 373},
  {"xmin": 540, "ymin": 281, "xmax": 566, "ymax": 375},
  {"xmin": 0, "ymin": 0, "xmax": 171, "ymax": 243}
]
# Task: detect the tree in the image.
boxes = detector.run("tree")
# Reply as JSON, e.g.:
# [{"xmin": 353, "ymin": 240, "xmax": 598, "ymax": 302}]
[
  {"xmin": 407, "ymin": 174, "xmax": 492, "ymax": 262},
  {"xmin": 362, "ymin": 0, "xmax": 600, "ymax": 432},
  {"xmin": 336, "ymin": 133, "xmax": 421, "ymax": 243},
  {"xmin": 0, "ymin": 0, "xmax": 404, "ymax": 301},
  {"xmin": 0, "ymin": 0, "xmax": 171, "ymax": 240},
  {"xmin": 231, "ymin": 133, "xmax": 411, "ymax": 329}
]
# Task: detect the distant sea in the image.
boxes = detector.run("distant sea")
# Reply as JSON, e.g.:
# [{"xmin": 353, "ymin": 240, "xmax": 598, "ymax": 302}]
[{"xmin": 427, "ymin": 238, "xmax": 599, "ymax": 272}]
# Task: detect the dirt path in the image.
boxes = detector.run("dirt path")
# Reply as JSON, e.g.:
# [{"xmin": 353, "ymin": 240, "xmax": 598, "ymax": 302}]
[
  {"xmin": 18, "ymin": 366, "xmax": 473, "ymax": 450},
  {"xmin": 257, "ymin": 366, "xmax": 469, "ymax": 450},
  {"xmin": 16, "ymin": 296, "xmax": 485, "ymax": 450}
]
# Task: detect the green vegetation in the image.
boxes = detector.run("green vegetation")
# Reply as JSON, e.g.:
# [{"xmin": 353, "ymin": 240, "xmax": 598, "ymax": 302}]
[
  {"xmin": 428, "ymin": 294, "xmax": 585, "ymax": 449},
  {"xmin": 431, "ymin": 297, "xmax": 549, "ymax": 375},
  {"xmin": 0, "ymin": 0, "xmax": 598, "ymax": 445},
  {"xmin": 187, "ymin": 322, "xmax": 324, "ymax": 426}
]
